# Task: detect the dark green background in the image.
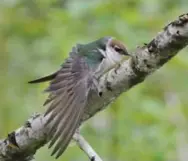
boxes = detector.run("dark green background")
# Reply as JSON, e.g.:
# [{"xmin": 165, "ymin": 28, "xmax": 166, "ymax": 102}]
[{"xmin": 0, "ymin": 0, "xmax": 188, "ymax": 161}]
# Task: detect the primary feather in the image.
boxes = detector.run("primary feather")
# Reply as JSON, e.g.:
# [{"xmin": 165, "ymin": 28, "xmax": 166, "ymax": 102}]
[
  {"xmin": 28, "ymin": 72, "xmax": 57, "ymax": 84},
  {"xmin": 43, "ymin": 46, "xmax": 93, "ymax": 158}
]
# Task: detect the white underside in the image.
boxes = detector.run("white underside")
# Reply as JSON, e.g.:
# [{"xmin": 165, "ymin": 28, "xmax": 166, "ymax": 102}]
[{"xmin": 94, "ymin": 47, "xmax": 124, "ymax": 77}]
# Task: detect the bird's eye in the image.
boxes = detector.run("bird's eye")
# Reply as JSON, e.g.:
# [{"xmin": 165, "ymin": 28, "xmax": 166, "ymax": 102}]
[{"xmin": 114, "ymin": 46, "xmax": 124, "ymax": 55}]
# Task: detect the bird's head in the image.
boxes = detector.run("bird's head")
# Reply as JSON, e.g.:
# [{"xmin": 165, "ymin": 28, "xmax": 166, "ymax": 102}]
[
  {"xmin": 93, "ymin": 37, "xmax": 130, "ymax": 77},
  {"xmin": 98, "ymin": 37, "xmax": 130, "ymax": 64},
  {"xmin": 108, "ymin": 38, "xmax": 128, "ymax": 56}
]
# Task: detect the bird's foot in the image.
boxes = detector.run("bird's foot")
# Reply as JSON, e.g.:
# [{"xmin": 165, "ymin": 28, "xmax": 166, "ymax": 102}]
[
  {"xmin": 92, "ymin": 75, "xmax": 103, "ymax": 97},
  {"xmin": 91, "ymin": 156, "xmax": 95, "ymax": 161}
]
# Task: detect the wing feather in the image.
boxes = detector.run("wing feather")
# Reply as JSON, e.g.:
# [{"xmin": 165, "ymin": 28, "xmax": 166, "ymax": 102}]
[
  {"xmin": 47, "ymin": 92, "xmax": 75, "ymax": 136},
  {"xmin": 44, "ymin": 51, "xmax": 92, "ymax": 158},
  {"xmin": 52, "ymin": 83, "xmax": 86, "ymax": 158}
]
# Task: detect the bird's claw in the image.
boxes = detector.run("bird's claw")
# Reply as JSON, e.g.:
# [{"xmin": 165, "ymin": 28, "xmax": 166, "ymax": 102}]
[{"xmin": 92, "ymin": 75, "xmax": 103, "ymax": 97}]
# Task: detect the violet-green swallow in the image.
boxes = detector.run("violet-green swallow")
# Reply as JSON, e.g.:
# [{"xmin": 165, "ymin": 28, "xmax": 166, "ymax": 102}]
[{"xmin": 29, "ymin": 37, "xmax": 130, "ymax": 158}]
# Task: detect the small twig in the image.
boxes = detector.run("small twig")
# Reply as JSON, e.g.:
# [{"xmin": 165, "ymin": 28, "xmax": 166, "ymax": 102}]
[{"xmin": 73, "ymin": 133, "xmax": 103, "ymax": 161}]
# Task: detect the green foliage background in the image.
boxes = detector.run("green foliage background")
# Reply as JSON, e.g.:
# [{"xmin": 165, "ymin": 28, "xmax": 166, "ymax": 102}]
[{"xmin": 0, "ymin": 0, "xmax": 188, "ymax": 161}]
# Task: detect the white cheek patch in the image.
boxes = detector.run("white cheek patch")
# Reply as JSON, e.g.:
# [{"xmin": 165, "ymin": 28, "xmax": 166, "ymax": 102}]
[
  {"xmin": 106, "ymin": 47, "xmax": 123, "ymax": 64},
  {"xmin": 95, "ymin": 47, "xmax": 124, "ymax": 77}
]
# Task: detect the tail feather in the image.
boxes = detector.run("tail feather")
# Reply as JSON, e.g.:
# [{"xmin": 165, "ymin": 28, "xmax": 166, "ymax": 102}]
[{"xmin": 28, "ymin": 72, "xmax": 57, "ymax": 84}]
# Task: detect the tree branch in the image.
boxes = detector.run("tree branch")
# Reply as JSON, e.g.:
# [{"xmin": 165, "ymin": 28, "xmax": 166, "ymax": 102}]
[
  {"xmin": 73, "ymin": 132, "xmax": 103, "ymax": 161},
  {"xmin": 0, "ymin": 13, "xmax": 188, "ymax": 161}
]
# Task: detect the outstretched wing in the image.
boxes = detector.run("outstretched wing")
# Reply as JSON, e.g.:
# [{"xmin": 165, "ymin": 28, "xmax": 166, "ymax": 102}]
[{"xmin": 44, "ymin": 48, "xmax": 92, "ymax": 158}]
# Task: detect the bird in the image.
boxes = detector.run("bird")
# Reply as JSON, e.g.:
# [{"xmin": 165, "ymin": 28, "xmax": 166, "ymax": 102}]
[{"xmin": 28, "ymin": 36, "xmax": 130, "ymax": 159}]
